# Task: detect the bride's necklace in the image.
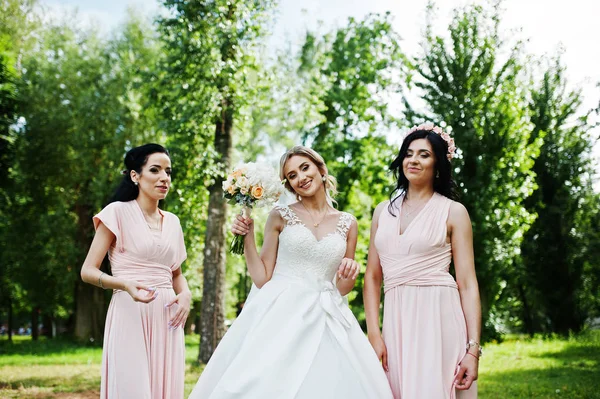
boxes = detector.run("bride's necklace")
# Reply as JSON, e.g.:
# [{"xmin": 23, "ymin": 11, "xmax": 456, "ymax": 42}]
[{"xmin": 300, "ymin": 201, "xmax": 329, "ymax": 228}]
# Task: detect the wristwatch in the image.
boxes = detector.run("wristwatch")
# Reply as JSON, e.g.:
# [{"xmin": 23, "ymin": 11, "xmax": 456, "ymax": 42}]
[{"xmin": 466, "ymin": 339, "xmax": 483, "ymax": 357}]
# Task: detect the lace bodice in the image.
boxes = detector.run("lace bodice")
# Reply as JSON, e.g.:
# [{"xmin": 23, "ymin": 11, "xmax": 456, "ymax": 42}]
[{"xmin": 273, "ymin": 205, "xmax": 354, "ymax": 282}]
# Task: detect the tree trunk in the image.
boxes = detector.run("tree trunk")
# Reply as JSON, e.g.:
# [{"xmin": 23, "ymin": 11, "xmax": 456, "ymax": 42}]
[
  {"xmin": 193, "ymin": 300, "xmax": 202, "ymax": 335},
  {"xmin": 7, "ymin": 297, "xmax": 13, "ymax": 342},
  {"xmin": 73, "ymin": 203, "xmax": 107, "ymax": 343},
  {"xmin": 43, "ymin": 313, "xmax": 54, "ymax": 338},
  {"xmin": 517, "ymin": 283, "xmax": 535, "ymax": 337},
  {"xmin": 74, "ymin": 279, "xmax": 106, "ymax": 343},
  {"xmin": 184, "ymin": 301, "xmax": 196, "ymax": 335},
  {"xmin": 186, "ymin": 299, "xmax": 201, "ymax": 335},
  {"xmin": 31, "ymin": 307, "xmax": 39, "ymax": 341},
  {"xmin": 198, "ymin": 105, "xmax": 233, "ymax": 363}
]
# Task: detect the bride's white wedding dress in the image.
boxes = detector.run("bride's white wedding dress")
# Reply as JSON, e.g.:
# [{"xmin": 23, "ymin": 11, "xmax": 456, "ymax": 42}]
[{"xmin": 189, "ymin": 205, "xmax": 393, "ymax": 399}]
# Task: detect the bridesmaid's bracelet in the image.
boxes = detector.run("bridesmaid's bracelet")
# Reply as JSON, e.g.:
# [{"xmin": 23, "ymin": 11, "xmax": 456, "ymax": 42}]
[
  {"xmin": 99, "ymin": 272, "xmax": 106, "ymax": 289},
  {"xmin": 466, "ymin": 351, "xmax": 479, "ymax": 360},
  {"xmin": 466, "ymin": 339, "xmax": 483, "ymax": 357}
]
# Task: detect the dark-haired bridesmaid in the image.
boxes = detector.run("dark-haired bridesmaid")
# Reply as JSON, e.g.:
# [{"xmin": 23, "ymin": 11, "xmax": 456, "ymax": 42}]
[
  {"xmin": 81, "ymin": 143, "xmax": 191, "ymax": 399},
  {"xmin": 364, "ymin": 124, "xmax": 481, "ymax": 398}
]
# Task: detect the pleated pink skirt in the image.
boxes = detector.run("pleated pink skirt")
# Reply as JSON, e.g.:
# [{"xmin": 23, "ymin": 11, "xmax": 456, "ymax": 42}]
[
  {"xmin": 100, "ymin": 288, "xmax": 185, "ymax": 399},
  {"xmin": 383, "ymin": 285, "xmax": 477, "ymax": 399}
]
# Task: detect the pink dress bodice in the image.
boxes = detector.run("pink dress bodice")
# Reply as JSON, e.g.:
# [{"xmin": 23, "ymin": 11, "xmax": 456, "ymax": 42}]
[{"xmin": 375, "ymin": 192, "xmax": 456, "ymax": 292}]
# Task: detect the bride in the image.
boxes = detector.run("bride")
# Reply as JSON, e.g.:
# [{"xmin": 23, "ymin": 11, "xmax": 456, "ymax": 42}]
[{"xmin": 189, "ymin": 146, "xmax": 393, "ymax": 398}]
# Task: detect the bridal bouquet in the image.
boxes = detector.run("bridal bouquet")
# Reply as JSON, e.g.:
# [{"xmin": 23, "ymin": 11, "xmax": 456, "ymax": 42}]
[{"xmin": 223, "ymin": 162, "xmax": 284, "ymax": 254}]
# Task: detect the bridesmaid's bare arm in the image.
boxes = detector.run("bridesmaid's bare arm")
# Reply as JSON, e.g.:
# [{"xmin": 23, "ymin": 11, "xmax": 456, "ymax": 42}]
[
  {"xmin": 231, "ymin": 209, "xmax": 283, "ymax": 288},
  {"xmin": 171, "ymin": 268, "xmax": 191, "ymax": 297},
  {"xmin": 449, "ymin": 201, "xmax": 481, "ymax": 389},
  {"xmin": 363, "ymin": 201, "xmax": 388, "ymax": 371},
  {"xmin": 336, "ymin": 218, "xmax": 359, "ymax": 296},
  {"xmin": 80, "ymin": 222, "xmax": 158, "ymax": 303},
  {"xmin": 168, "ymin": 267, "xmax": 192, "ymax": 329}
]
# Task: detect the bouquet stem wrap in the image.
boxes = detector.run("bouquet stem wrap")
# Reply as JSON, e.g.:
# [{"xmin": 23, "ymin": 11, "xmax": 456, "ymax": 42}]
[{"xmin": 230, "ymin": 206, "xmax": 251, "ymax": 255}]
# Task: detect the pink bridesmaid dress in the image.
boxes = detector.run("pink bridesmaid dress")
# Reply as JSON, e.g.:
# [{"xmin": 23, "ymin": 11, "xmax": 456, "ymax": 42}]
[
  {"xmin": 93, "ymin": 200, "xmax": 187, "ymax": 399},
  {"xmin": 374, "ymin": 193, "xmax": 477, "ymax": 399}
]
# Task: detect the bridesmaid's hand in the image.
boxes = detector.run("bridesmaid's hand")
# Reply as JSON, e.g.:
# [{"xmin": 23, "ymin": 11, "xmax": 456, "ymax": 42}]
[
  {"xmin": 231, "ymin": 214, "xmax": 254, "ymax": 236},
  {"xmin": 368, "ymin": 334, "xmax": 389, "ymax": 372},
  {"xmin": 124, "ymin": 281, "xmax": 158, "ymax": 303},
  {"xmin": 337, "ymin": 258, "xmax": 360, "ymax": 280},
  {"xmin": 454, "ymin": 351, "xmax": 479, "ymax": 390},
  {"xmin": 166, "ymin": 290, "xmax": 192, "ymax": 330}
]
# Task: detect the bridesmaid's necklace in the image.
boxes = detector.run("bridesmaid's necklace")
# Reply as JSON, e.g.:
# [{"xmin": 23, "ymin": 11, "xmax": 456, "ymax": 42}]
[
  {"xmin": 402, "ymin": 198, "xmax": 427, "ymax": 218},
  {"xmin": 300, "ymin": 201, "xmax": 329, "ymax": 228},
  {"xmin": 143, "ymin": 210, "xmax": 162, "ymax": 231}
]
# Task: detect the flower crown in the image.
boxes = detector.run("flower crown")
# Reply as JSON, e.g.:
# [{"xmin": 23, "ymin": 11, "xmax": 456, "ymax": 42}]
[{"xmin": 405, "ymin": 122, "xmax": 456, "ymax": 161}]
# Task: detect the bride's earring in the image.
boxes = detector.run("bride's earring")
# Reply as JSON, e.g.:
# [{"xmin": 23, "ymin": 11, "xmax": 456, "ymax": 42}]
[{"xmin": 322, "ymin": 175, "xmax": 327, "ymax": 182}]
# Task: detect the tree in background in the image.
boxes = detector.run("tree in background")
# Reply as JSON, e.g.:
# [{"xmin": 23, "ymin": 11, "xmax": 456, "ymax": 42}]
[
  {"xmin": 0, "ymin": 0, "xmax": 38, "ymax": 341},
  {"xmin": 584, "ymin": 95, "xmax": 600, "ymax": 324},
  {"xmin": 10, "ymin": 13, "xmax": 160, "ymax": 341},
  {"xmin": 300, "ymin": 13, "xmax": 405, "ymax": 210},
  {"xmin": 158, "ymin": 0, "xmax": 276, "ymax": 363},
  {"xmin": 411, "ymin": 3, "xmax": 541, "ymax": 339},
  {"xmin": 518, "ymin": 56, "xmax": 600, "ymax": 334}
]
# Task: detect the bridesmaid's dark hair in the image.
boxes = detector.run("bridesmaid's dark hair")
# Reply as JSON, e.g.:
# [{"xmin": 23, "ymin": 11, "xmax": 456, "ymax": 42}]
[
  {"xmin": 388, "ymin": 129, "xmax": 459, "ymax": 216},
  {"xmin": 109, "ymin": 143, "xmax": 170, "ymax": 204}
]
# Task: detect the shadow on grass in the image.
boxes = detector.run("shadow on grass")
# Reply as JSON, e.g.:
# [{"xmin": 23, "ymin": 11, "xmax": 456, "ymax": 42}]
[
  {"xmin": 0, "ymin": 371, "xmax": 99, "ymax": 392},
  {"xmin": 481, "ymin": 367, "xmax": 600, "ymax": 399},
  {"xmin": 481, "ymin": 341, "xmax": 600, "ymax": 399},
  {"xmin": 532, "ymin": 344, "xmax": 600, "ymax": 366},
  {"xmin": 0, "ymin": 336, "xmax": 204, "ymax": 397},
  {"xmin": 0, "ymin": 337, "xmax": 99, "ymax": 357}
]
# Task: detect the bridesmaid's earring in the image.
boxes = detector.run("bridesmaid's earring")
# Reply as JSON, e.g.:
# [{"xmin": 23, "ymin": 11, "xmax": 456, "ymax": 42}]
[
  {"xmin": 436, "ymin": 171, "xmax": 440, "ymax": 178},
  {"xmin": 134, "ymin": 181, "xmax": 138, "ymax": 186},
  {"xmin": 322, "ymin": 176, "xmax": 327, "ymax": 182}
]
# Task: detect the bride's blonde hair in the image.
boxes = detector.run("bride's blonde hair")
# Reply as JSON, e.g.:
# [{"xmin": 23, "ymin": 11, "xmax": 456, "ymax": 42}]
[{"xmin": 279, "ymin": 146, "xmax": 338, "ymax": 204}]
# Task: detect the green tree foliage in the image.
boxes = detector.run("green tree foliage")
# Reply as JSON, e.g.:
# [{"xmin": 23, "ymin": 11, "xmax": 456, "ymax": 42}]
[
  {"xmin": 300, "ymin": 13, "xmax": 405, "ymax": 210},
  {"xmin": 0, "ymin": 51, "xmax": 17, "ymax": 184},
  {"xmin": 411, "ymin": 3, "xmax": 541, "ymax": 339},
  {"xmin": 577, "ymin": 192, "xmax": 600, "ymax": 326},
  {"xmin": 517, "ymin": 56, "xmax": 600, "ymax": 334},
  {"xmin": 0, "ymin": 0, "xmax": 38, "ymax": 341},
  {"xmin": 157, "ymin": 0, "xmax": 276, "ymax": 362}
]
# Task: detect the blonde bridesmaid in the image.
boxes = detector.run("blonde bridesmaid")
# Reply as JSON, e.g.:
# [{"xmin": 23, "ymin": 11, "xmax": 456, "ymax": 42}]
[
  {"xmin": 364, "ymin": 124, "xmax": 481, "ymax": 398},
  {"xmin": 81, "ymin": 143, "xmax": 191, "ymax": 399}
]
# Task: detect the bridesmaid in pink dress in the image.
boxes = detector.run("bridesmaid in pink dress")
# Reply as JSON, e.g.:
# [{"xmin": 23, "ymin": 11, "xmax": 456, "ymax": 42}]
[
  {"xmin": 364, "ymin": 123, "xmax": 482, "ymax": 398},
  {"xmin": 81, "ymin": 144, "xmax": 191, "ymax": 399}
]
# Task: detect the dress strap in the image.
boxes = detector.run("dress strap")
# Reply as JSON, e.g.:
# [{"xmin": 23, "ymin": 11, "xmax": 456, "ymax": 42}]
[
  {"xmin": 274, "ymin": 205, "xmax": 303, "ymax": 226},
  {"xmin": 336, "ymin": 212, "xmax": 355, "ymax": 239}
]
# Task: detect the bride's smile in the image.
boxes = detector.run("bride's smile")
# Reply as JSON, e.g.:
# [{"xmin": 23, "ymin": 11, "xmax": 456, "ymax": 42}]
[{"xmin": 299, "ymin": 179, "xmax": 312, "ymax": 190}]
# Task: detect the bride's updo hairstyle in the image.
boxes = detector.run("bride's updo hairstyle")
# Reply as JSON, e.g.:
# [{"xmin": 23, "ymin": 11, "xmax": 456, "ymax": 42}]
[{"xmin": 279, "ymin": 146, "xmax": 338, "ymax": 204}]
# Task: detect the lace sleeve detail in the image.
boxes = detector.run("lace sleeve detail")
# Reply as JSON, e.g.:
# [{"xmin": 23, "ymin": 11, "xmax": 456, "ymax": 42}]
[
  {"xmin": 336, "ymin": 212, "xmax": 355, "ymax": 239},
  {"xmin": 274, "ymin": 205, "xmax": 303, "ymax": 226}
]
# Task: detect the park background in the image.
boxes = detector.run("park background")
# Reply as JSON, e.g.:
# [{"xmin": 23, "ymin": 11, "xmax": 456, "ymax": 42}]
[{"xmin": 1, "ymin": 0, "xmax": 600, "ymax": 397}]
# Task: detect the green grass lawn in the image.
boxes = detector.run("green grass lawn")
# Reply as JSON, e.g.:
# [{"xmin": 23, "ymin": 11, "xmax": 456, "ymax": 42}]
[
  {"xmin": 1, "ymin": 331, "xmax": 598, "ymax": 398},
  {"xmin": 478, "ymin": 331, "xmax": 600, "ymax": 398},
  {"xmin": 0, "ymin": 335, "xmax": 203, "ymax": 398}
]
